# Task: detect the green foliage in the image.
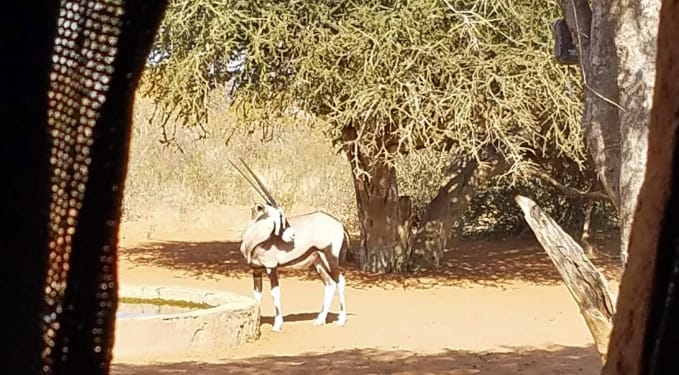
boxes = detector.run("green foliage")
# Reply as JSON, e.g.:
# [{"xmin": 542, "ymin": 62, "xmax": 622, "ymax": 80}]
[{"xmin": 145, "ymin": 0, "xmax": 585, "ymax": 177}]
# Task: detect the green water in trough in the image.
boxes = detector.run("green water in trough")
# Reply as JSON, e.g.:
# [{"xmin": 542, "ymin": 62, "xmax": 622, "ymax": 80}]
[{"xmin": 116, "ymin": 297, "xmax": 212, "ymax": 319}]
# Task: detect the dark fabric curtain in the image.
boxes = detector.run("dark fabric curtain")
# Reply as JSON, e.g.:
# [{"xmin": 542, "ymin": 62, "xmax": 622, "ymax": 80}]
[{"xmin": 0, "ymin": 1, "xmax": 167, "ymax": 374}]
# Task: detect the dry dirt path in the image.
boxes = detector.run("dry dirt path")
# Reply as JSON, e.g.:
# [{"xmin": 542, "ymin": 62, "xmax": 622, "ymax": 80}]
[{"xmin": 111, "ymin": 224, "xmax": 620, "ymax": 374}]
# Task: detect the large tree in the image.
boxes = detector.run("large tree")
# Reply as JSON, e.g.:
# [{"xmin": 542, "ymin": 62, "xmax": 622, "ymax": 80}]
[
  {"xmin": 144, "ymin": 0, "xmax": 584, "ymax": 272},
  {"xmin": 513, "ymin": 0, "xmax": 660, "ymax": 361}
]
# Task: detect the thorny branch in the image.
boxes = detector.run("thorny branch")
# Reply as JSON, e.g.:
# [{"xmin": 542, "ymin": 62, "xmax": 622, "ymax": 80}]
[{"xmin": 145, "ymin": 0, "xmax": 585, "ymax": 180}]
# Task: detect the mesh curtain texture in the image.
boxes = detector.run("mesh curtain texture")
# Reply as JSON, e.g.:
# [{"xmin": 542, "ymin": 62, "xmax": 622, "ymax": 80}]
[{"xmin": 0, "ymin": 1, "xmax": 167, "ymax": 374}]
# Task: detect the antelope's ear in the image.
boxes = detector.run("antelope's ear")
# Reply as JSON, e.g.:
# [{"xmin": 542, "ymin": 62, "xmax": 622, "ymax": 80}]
[
  {"xmin": 250, "ymin": 203, "xmax": 266, "ymax": 220},
  {"xmin": 241, "ymin": 218, "xmax": 274, "ymax": 253}
]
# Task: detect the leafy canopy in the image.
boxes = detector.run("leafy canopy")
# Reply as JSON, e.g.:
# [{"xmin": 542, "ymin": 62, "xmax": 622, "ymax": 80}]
[{"xmin": 144, "ymin": 0, "xmax": 584, "ymax": 173}]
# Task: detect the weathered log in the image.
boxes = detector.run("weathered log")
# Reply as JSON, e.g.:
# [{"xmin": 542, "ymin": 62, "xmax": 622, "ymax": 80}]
[{"xmin": 515, "ymin": 195, "xmax": 616, "ymax": 361}]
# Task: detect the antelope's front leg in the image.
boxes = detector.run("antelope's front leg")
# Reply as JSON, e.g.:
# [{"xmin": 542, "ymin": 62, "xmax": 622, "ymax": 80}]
[
  {"xmin": 266, "ymin": 267, "xmax": 283, "ymax": 332},
  {"xmin": 252, "ymin": 269, "xmax": 263, "ymax": 304}
]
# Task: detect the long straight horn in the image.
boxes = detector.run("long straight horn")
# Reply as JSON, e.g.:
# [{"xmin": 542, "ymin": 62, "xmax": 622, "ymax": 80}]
[
  {"xmin": 228, "ymin": 158, "xmax": 273, "ymax": 206},
  {"xmin": 238, "ymin": 157, "xmax": 280, "ymax": 207}
]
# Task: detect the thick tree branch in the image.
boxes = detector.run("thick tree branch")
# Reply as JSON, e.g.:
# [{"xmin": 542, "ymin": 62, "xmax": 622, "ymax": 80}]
[{"xmin": 523, "ymin": 166, "xmax": 611, "ymax": 201}]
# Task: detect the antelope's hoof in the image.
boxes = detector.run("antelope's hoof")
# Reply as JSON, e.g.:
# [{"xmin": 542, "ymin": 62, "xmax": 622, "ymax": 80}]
[
  {"xmin": 336, "ymin": 314, "xmax": 347, "ymax": 327},
  {"xmin": 272, "ymin": 317, "xmax": 283, "ymax": 332},
  {"xmin": 313, "ymin": 316, "xmax": 326, "ymax": 326}
]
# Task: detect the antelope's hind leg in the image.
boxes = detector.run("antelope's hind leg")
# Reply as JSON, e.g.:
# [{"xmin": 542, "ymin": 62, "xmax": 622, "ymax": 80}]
[
  {"xmin": 331, "ymin": 230, "xmax": 347, "ymax": 326},
  {"xmin": 312, "ymin": 257, "xmax": 337, "ymax": 326},
  {"xmin": 336, "ymin": 273, "xmax": 347, "ymax": 326}
]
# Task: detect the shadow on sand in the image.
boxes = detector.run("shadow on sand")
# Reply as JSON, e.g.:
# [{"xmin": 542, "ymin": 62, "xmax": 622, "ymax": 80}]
[
  {"xmin": 112, "ymin": 345, "xmax": 600, "ymax": 375},
  {"xmin": 120, "ymin": 235, "xmax": 622, "ymax": 289}
]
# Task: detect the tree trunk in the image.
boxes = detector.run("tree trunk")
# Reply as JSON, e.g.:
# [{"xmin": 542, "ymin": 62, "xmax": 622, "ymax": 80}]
[
  {"xmin": 604, "ymin": 0, "xmax": 679, "ymax": 370},
  {"xmin": 515, "ymin": 195, "xmax": 616, "ymax": 361},
  {"xmin": 349, "ymin": 154, "xmax": 412, "ymax": 273},
  {"xmin": 609, "ymin": 0, "xmax": 660, "ymax": 265},
  {"xmin": 558, "ymin": 0, "xmax": 622, "ymax": 207},
  {"xmin": 410, "ymin": 156, "xmax": 508, "ymax": 268},
  {"xmin": 558, "ymin": 0, "xmax": 660, "ymax": 265},
  {"xmin": 581, "ymin": 199, "xmax": 596, "ymax": 258}
]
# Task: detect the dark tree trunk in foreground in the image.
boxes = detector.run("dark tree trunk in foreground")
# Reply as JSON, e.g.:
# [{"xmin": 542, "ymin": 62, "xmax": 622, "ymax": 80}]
[
  {"xmin": 410, "ymin": 156, "xmax": 508, "ymax": 268},
  {"xmin": 604, "ymin": 1, "xmax": 679, "ymax": 372},
  {"xmin": 515, "ymin": 195, "xmax": 616, "ymax": 361}
]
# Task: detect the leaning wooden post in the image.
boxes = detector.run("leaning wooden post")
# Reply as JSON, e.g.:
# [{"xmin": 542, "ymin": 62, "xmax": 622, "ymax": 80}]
[{"xmin": 515, "ymin": 195, "xmax": 616, "ymax": 362}]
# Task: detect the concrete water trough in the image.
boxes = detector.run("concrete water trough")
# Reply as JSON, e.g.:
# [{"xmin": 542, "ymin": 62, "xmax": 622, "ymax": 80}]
[{"xmin": 113, "ymin": 284, "xmax": 260, "ymax": 361}]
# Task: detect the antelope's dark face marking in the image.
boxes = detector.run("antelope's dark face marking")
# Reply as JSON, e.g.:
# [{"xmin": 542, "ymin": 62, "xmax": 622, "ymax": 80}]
[{"xmin": 251, "ymin": 203, "xmax": 295, "ymax": 243}]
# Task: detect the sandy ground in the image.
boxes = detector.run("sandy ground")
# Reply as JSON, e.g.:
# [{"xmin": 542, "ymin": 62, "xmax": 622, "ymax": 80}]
[{"xmin": 111, "ymin": 221, "xmax": 621, "ymax": 375}]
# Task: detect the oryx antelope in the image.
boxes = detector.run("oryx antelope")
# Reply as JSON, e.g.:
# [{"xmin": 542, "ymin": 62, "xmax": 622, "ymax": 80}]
[{"xmin": 229, "ymin": 158, "xmax": 349, "ymax": 332}]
